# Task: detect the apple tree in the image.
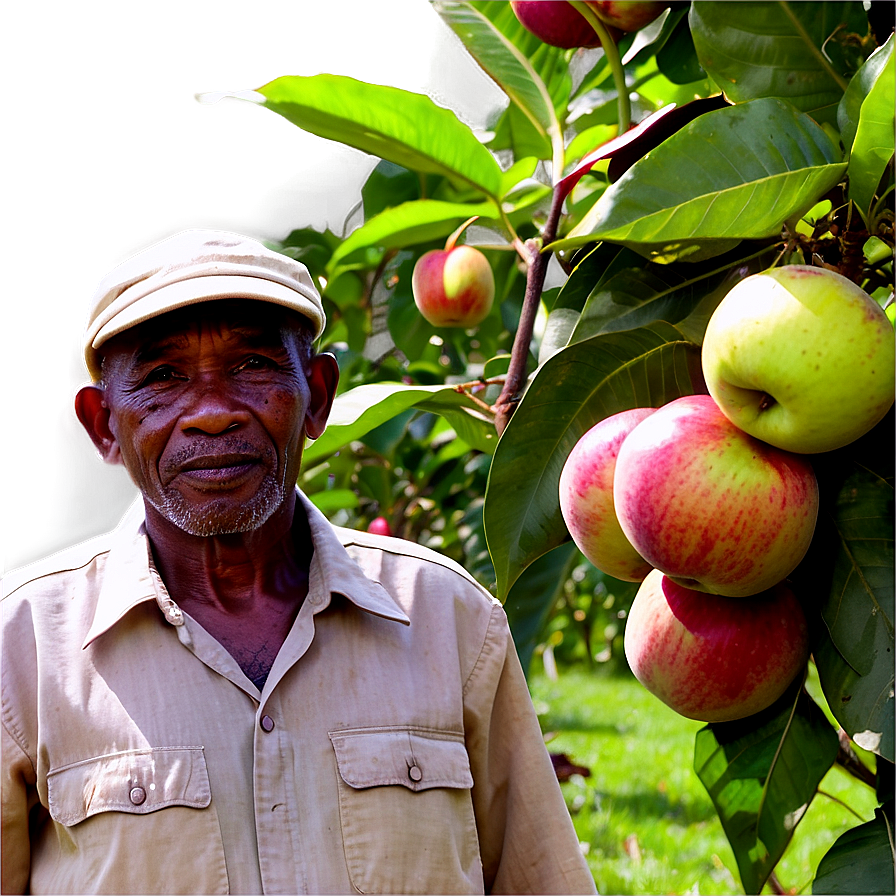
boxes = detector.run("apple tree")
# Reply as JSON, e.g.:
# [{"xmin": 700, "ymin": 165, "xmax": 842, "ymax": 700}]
[{"xmin": 215, "ymin": 2, "xmax": 895, "ymax": 892}]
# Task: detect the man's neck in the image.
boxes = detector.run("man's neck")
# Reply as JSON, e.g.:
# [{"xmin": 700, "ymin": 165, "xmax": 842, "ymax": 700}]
[{"xmin": 144, "ymin": 492, "xmax": 313, "ymax": 617}]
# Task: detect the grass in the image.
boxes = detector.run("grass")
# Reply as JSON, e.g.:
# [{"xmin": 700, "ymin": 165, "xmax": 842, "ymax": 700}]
[{"xmin": 528, "ymin": 666, "xmax": 880, "ymax": 895}]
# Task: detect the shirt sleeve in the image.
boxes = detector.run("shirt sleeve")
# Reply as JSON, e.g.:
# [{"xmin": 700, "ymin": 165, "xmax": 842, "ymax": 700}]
[
  {"xmin": 1, "ymin": 719, "xmax": 37, "ymax": 895},
  {"xmin": 463, "ymin": 602, "xmax": 597, "ymax": 895}
]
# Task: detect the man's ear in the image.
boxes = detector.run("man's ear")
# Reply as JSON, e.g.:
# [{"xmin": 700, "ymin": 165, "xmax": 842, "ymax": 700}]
[
  {"xmin": 304, "ymin": 352, "xmax": 340, "ymax": 441},
  {"xmin": 74, "ymin": 385, "xmax": 123, "ymax": 465}
]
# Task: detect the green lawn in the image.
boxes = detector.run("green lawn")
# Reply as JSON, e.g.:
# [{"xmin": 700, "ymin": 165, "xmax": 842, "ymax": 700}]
[{"xmin": 529, "ymin": 666, "xmax": 879, "ymax": 895}]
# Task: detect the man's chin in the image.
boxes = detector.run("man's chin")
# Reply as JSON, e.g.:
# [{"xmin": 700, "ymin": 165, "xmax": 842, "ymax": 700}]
[{"xmin": 148, "ymin": 483, "xmax": 287, "ymax": 537}]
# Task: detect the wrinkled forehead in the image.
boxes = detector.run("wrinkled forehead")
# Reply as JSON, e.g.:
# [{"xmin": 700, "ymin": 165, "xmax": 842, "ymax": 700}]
[{"xmin": 100, "ymin": 299, "xmax": 311, "ymax": 366}]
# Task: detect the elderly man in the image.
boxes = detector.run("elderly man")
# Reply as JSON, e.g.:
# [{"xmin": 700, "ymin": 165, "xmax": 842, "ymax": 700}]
[{"xmin": 1, "ymin": 231, "xmax": 596, "ymax": 895}]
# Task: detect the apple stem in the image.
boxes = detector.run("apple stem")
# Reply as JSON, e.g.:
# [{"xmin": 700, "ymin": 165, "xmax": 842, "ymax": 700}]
[
  {"xmin": 569, "ymin": 1, "xmax": 631, "ymax": 133},
  {"xmin": 758, "ymin": 393, "xmax": 776, "ymax": 411},
  {"xmin": 445, "ymin": 216, "xmax": 480, "ymax": 252},
  {"xmin": 493, "ymin": 186, "xmax": 565, "ymax": 435}
]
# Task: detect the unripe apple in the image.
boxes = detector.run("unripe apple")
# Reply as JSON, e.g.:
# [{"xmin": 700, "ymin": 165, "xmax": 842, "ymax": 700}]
[
  {"xmin": 510, "ymin": 1, "xmax": 603, "ymax": 48},
  {"xmin": 411, "ymin": 219, "xmax": 495, "ymax": 328},
  {"xmin": 702, "ymin": 265, "xmax": 895, "ymax": 454},
  {"xmin": 614, "ymin": 394, "xmax": 819, "ymax": 597},
  {"xmin": 590, "ymin": 1, "xmax": 670, "ymax": 32},
  {"xmin": 367, "ymin": 516, "xmax": 393, "ymax": 537},
  {"xmin": 624, "ymin": 569, "xmax": 809, "ymax": 722},
  {"xmin": 559, "ymin": 407, "xmax": 656, "ymax": 581}
]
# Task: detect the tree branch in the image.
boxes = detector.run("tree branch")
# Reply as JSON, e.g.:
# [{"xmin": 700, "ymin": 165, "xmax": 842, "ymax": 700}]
[{"xmin": 493, "ymin": 186, "xmax": 565, "ymax": 435}]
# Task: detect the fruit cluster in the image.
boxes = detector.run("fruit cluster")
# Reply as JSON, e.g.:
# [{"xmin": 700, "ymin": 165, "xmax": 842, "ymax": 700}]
[{"xmin": 560, "ymin": 265, "xmax": 895, "ymax": 722}]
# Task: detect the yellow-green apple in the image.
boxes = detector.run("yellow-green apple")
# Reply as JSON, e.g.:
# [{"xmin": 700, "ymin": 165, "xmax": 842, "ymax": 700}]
[
  {"xmin": 624, "ymin": 569, "xmax": 809, "ymax": 722},
  {"xmin": 510, "ymin": 1, "xmax": 604, "ymax": 48},
  {"xmin": 559, "ymin": 408, "xmax": 656, "ymax": 581},
  {"xmin": 701, "ymin": 265, "xmax": 895, "ymax": 454},
  {"xmin": 411, "ymin": 221, "xmax": 495, "ymax": 328},
  {"xmin": 590, "ymin": 1, "xmax": 670, "ymax": 32},
  {"xmin": 613, "ymin": 394, "xmax": 819, "ymax": 597}
]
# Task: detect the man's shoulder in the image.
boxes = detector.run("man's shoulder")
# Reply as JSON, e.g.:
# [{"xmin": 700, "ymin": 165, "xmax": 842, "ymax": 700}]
[
  {"xmin": 335, "ymin": 527, "xmax": 499, "ymax": 606},
  {"xmin": 1, "ymin": 532, "xmax": 114, "ymax": 602}
]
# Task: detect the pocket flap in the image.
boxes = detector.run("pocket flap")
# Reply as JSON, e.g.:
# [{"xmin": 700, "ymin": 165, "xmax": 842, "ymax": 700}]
[
  {"xmin": 47, "ymin": 747, "xmax": 211, "ymax": 825},
  {"xmin": 329, "ymin": 727, "xmax": 473, "ymax": 792}
]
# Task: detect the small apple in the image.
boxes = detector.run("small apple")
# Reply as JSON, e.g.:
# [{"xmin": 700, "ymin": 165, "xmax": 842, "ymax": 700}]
[
  {"xmin": 624, "ymin": 569, "xmax": 809, "ymax": 722},
  {"xmin": 367, "ymin": 516, "xmax": 393, "ymax": 537},
  {"xmin": 411, "ymin": 217, "xmax": 495, "ymax": 328},
  {"xmin": 590, "ymin": 1, "xmax": 670, "ymax": 32},
  {"xmin": 559, "ymin": 407, "xmax": 656, "ymax": 581},
  {"xmin": 702, "ymin": 265, "xmax": 895, "ymax": 454},
  {"xmin": 510, "ymin": 1, "xmax": 603, "ymax": 48},
  {"xmin": 614, "ymin": 394, "xmax": 819, "ymax": 597}
]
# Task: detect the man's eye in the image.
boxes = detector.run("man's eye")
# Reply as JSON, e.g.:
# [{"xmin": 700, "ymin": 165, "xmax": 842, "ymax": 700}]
[
  {"xmin": 236, "ymin": 355, "xmax": 275, "ymax": 372},
  {"xmin": 142, "ymin": 365, "xmax": 179, "ymax": 385}
]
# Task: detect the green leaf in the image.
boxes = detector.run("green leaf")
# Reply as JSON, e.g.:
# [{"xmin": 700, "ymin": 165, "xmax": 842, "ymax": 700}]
[
  {"xmin": 504, "ymin": 542, "xmax": 579, "ymax": 676},
  {"xmin": 569, "ymin": 243, "xmax": 781, "ymax": 345},
  {"xmin": 804, "ymin": 421, "xmax": 895, "ymax": 761},
  {"xmin": 484, "ymin": 322, "xmax": 704, "ymax": 599},
  {"xmin": 306, "ymin": 488, "xmax": 360, "ymax": 515},
  {"xmin": 434, "ymin": 1, "xmax": 567, "ymax": 176},
  {"xmin": 812, "ymin": 804, "xmax": 895, "ymax": 895},
  {"xmin": 690, "ymin": 1, "xmax": 869, "ymax": 123},
  {"xmin": 257, "ymin": 74, "xmax": 504, "ymax": 199},
  {"xmin": 305, "ymin": 382, "xmax": 497, "ymax": 466},
  {"xmin": 557, "ymin": 98, "xmax": 847, "ymax": 263},
  {"xmin": 328, "ymin": 199, "xmax": 497, "ymax": 270},
  {"xmin": 846, "ymin": 37, "xmax": 895, "ymax": 219},
  {"xmin": 694, "ymin": 684, "xmax": 840, "ymax": 895},
  {"xmin": 814, "ymin": 626, "xmax": 895, "ymax": 762},
  {"xmin": 839, "ymin": 35, "xmax": 894, "ymax": 153}
]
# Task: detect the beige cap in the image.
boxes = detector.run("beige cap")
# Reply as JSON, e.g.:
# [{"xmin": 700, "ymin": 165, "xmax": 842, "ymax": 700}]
[{"xmin": 84, "ymin": 229, "xmax": 326, "ymax": 380}]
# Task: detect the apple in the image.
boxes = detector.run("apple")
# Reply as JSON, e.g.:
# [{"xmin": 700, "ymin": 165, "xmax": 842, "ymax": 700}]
[
  {"xmin": 614, "ymin": 394, "xmax": 819, "ymax": 597},
  {"xmin": 510, "ymin": 1, "xmax": 603, "ymax": 48},
  {"xmin": 590, "ymin": 1, "xmax": 670, "ymax": 32},
  {"xmin": 411, "ymin": 218, "xmax": 495, "ymax": 328},
  {"xmin": 624, "ymin": 569, "xmax": 809, "ymax": 722},
  {"xmin": 559, "ymin": 407, "xmax": 656, "ymax": 581},
  {"xmin": 367, "ymin": 516, "xmax": 393, "ymax": 537},
  {"xmin": 701, "ymin": 265, "xmax": 895, "ymax": 454}
]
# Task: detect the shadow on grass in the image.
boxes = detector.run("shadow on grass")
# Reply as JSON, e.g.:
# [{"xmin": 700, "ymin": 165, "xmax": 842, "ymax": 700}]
[
  {"xmin": 596, "ymin": 789, "xmax": 717, "ymax": 825},
  {"xmin": 542, "ymin": 713, "xmax": 631, "ymax": 734}
]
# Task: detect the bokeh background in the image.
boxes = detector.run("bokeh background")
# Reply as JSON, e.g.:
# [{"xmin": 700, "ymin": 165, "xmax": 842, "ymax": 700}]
[{"xmin": 1, "ymin": 0, "xmax": 505, "ymax": 574}]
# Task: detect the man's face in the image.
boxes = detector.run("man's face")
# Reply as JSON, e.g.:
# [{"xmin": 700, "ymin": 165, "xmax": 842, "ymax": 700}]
[{"xmin": 95, "ymin": 301, "xmax": 322, "ymax": 537}]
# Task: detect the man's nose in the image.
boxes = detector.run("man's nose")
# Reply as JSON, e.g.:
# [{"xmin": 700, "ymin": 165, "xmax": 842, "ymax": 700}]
[{"xmin": 178, "ymin": 379, "xmax": 251, "ymax": 435}]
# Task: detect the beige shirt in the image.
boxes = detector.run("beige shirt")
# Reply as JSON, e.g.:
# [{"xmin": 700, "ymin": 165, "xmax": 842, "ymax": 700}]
[{"xmin": 1, "ymin": 492, "xmax": 595, "ymax": 895}]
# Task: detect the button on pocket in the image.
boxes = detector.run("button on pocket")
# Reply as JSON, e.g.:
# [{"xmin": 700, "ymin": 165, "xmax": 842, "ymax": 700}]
[
  {"xmin": 45, "ymin": 747, "xmax": 228, "ymax": 894},
  {"xmin": 329, "ymin": 726, "xmax": 482, "ymax": 894}
]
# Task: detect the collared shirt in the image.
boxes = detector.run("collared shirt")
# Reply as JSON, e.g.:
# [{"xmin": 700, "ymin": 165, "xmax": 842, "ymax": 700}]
[{"xmin": 1, "ymin": 492, "xmax": 596, "ymax": 895}]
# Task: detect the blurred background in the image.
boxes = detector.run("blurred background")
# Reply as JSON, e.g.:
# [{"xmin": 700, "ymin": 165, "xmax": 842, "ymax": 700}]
[{"xmin": 1, "ymin": 0, "xmax": 505, "ymax": 573}]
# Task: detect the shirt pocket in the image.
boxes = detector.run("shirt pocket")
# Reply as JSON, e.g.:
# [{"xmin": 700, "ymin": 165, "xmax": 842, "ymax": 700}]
[
  {"xmin": 43, "ymin": 747, "xmax": 229, "ymax": 894},
  {"xmin": 329, "ymin": 726, "xmax": 483, "ymax": 895}
]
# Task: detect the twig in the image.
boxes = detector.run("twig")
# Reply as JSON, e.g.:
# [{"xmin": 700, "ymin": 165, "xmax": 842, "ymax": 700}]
[
  {"xmin": 454, "ymin": 384, "xmax": 497, "ymax": 417},
  {"xmin": 493, "ymin": 187, "xmax": 565, "ymax": 435},
  {"xmin": 835, "ymin": 727, "xmax": 877, "ymax": 788}
]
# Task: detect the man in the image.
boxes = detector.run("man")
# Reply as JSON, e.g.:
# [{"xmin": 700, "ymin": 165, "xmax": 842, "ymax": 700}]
[{"xmin": 1, "ymin": 230, "xmax": 596, "ymax": 895}]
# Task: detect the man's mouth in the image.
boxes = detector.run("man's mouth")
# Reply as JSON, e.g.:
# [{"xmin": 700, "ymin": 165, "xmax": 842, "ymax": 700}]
[{"xmin": 173, "ymin": 453, "xmax": 263, "ymax": 487}]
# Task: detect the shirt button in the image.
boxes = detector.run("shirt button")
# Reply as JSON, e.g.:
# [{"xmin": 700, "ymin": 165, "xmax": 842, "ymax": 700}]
[
  {"xmin": 260, "ymin": 715, "xmax": 275, "ymax": 732},
  {"xmin": 408, "ymin": 765, "xmax": 423, "ymax": 782},
  {"xmin": 129, "ymin": 786, "xmax": 147, "ymax": 806}
]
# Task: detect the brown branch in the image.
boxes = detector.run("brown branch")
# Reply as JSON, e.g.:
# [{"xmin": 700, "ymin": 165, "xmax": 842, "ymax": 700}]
[
  {"xmin": 835, "ymin": 727, "xmax": 877, "ymax": 788},
  {"xmin": 493, "ymin": 187, "xmax": 566, "ymax": 435}
]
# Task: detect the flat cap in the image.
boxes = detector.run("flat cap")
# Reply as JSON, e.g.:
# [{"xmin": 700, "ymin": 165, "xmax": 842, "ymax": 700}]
[{"xmin": 84, "ymin": 229, "xmax": 325, "ymax": 380}]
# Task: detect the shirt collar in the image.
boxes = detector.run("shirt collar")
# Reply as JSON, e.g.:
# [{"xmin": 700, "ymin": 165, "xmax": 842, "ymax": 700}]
[
  {"xmin": 297, "ymin": 490, "xmax": 409, "ymax": 625},
  {"xmin": 83, "ymin": 489, "xmax": 408, "ymax": 649}
]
